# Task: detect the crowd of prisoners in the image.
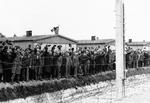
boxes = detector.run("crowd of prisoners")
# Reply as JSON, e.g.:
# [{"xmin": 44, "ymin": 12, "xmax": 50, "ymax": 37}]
[{"xmin": 0, "ymin": 40, "xmax": 149, "ymax": 83}]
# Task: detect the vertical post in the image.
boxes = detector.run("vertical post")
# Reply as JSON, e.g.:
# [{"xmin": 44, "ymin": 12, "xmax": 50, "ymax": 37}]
[
  {"xmin": 115, "ymin": 0, "xmax": 125, "ymax": 99},
  {"xmin": 26, "ymin": 67, "xmax": 29, "ymax": 81}
]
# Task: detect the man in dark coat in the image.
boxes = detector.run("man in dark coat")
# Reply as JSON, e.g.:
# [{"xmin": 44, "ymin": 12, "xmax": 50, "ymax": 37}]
[
  {"xmin": 105, "ymin": 46, "xmax": 112, "ymax": 71},
  {"xmin": 65, "ymin": 52, "xmax": 72, "ymax": 78},
  {"xmin": 41, "ymin": 46, "xmax": 52, "ymax": 79},
  {"xmin": 26, "ymin": 45, "xmax": 32, "ymax": 53},
  {"xmin": 126, "ymin": 51, "xmax": 132, "ymax": 69},
  {"xmin": 2, "ymin": 46, "xmax": 11, "ymax": 82},
  {"xmin": 89, "ymin": 51, "xmax": 95, "ymax": 74},
  {"xmin": 95, "ymin": 51, "xmax": 105, "ymax": 73},
  {"xmin": 55, "ymin": 45, "xmax": 62, "ymax": 78},
  {"xmin": 79, "ymin": 51, "xmax": 90, "ymax": 76},
  {"xmin": 138, "ymin": 52, "xmax": 144, "ymax": 67},
  {"xmin": 144, "ymin": 51, "xmax": 149, "ymax": 66},
  {"xmin": 0, "ymin": 45, "xmax": 3, "ymax": 82},
  {"xmin": 30, "ymin": 48, "xmax": 42, "ymax": 80},
  {"xmin": 22, "ymin": 49, "xmax": 31, "ymax": 81},
  {"xmin": 132, "ymin": 51, "xmax": 139, "ymax": 68}
]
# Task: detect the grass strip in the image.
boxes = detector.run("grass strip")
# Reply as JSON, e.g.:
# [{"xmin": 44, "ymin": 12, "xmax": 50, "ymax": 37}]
[{"xmin": 0, "ymin": 67, "xmax": 150, "ymax": 102}]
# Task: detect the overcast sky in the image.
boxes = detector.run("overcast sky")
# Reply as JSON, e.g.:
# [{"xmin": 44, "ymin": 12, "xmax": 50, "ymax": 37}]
[{"xmin": 0, "ymin": 0, "xmax": 149, "ymax": 41}]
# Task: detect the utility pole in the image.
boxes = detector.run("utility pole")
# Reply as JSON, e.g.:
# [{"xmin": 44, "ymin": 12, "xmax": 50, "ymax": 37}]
[{"xmin": 115, "ymin": 0, "xmax": 126, "ymax": 99}]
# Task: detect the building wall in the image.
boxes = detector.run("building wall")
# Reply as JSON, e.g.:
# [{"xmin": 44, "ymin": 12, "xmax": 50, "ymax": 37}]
[
  {"xmin": 36, "ymin": 36, "xmax": 76, "ymax": 44},
  {"xmin": 13, "ymin": 41, "xmax": 34, "ymax": 49},
  {"xmin": 143, "ymin": 46, "xmax": 150, "ymax": 51},
  {"xmin": 128, "ymin": 45, "xmax": 150, "ymax": 51},
  {"xmin": 77, "ymin": 44, "xmax": 104, "ymax": 50},
  {"xmin": 77, "ymin": 41, "xmax": 115, "ymax": 50},
  {"xmin": 34, "ymin": 43, "xmax": 76, "ymax": 52},
  {"xmin": 35, "ymin": 36, "xmax": 77, "ymax": 51},
  {"xmin": 127, "ymin": 45, "xmax": 144, "ymax": 50},
  {"xmin": 12, "ymin": 36, "xmax": 77, "ymax": 51}
]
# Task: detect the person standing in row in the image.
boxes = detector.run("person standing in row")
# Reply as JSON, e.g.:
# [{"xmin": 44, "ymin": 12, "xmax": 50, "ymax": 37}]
[
  {"xmin": 11, "ymin": 47, "xmax": 22, "ymax": 82},
  {"xmin": 0, "ymin": 45, "xmax": 3, "ymax": 82}
]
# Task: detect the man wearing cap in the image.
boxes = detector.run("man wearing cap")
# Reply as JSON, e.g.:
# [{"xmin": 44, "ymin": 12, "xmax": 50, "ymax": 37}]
[{"xmin": 26, "ymin": 45, "xmax": 33, "ymax": 54}]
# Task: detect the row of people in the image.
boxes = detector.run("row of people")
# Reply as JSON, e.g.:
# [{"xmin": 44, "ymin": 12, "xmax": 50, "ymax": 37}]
[
  {"xmin": 0, "ymin": 43, "xmax": 150, "ymax": 83},
  {"xmin": 0, "ymin": 44, "xmax": 115, "ymax": 82}
]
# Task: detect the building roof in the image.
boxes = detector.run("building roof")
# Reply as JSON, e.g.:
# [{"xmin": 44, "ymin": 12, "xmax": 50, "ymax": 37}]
[
  {"xmin": 0, "ymin": 34, "xmax": 78, "ymax": 43},
  {"xmin": 126, "ymin": 42, "xmax": 150, "ymax": 46},
  {"xmin": 77, "ymin": 39, "xmax": 115, "ymax": 45}
]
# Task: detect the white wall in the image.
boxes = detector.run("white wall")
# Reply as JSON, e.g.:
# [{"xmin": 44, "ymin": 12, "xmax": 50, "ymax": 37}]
[{"xmin": 34, "ymin": 43, "xmax": 77, "ymax": 52}]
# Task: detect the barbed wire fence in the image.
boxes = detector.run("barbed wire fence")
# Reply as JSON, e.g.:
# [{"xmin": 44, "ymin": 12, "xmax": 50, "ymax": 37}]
[{"xmin": 0, "ymin": 55, "xmax": 150, "ymax": 82}]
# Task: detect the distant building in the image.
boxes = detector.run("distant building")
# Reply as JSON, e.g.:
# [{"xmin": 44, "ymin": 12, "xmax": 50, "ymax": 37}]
[
  {"xmin": 126, "ymin": 39, "xmax": 150, "ymax": 51},
  {"xmin": 0, "ymin": 31, "xmax": 78, "ymax": 51},
  {"xmin": 77, "ymin": 36, "xmax": 115, "ymax": 50}
]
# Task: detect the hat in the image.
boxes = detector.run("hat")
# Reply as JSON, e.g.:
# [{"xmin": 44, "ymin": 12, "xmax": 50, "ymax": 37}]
[{"xmin": 57, "ymin": 45, "xmax": 62, "ymax": 48}]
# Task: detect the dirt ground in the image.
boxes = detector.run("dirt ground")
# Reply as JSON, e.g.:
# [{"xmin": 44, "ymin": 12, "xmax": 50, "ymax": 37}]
[
  {"xmin": 3, "ymin": 70, "xmax": 150, "ymax": 103},
  {"xmin": 69, "ymin": 74, "xmax": 150, "ymax": 103}
]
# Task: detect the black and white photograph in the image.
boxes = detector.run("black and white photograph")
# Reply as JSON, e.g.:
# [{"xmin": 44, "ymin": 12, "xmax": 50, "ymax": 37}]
[{"xmin": 0, "ymin": 0, "xmax": 150, "ymax": 103}]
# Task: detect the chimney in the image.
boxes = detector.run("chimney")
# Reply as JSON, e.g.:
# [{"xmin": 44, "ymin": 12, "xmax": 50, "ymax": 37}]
[
  {"xmin": 129, "ymin": 39, "xmax": 132, "ymax": 43},
  {"xmin": 13, "ymin": 34, "xmax": 17, "ymax": 37},
  {"xmin": 96, "ymin": 37, "xmax": 99, "ymax": 40},
  {"xmin": 26, "ymin": 31, "xmax": 32, "ymax": 37},
  {"xmin": 91, "ymin": 36, "xmax": 96, "ymax": 41}
]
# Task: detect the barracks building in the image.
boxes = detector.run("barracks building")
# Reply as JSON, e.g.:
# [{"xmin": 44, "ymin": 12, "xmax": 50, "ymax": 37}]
[
  {"xmin": 77, "ymin": 36, "xmax": 115, "ymax": 50},
  {"xmin": 0, "ymin": 31, "xmax": 78, "ymax": 51},
  {"xmin": 0, "ymin": 32, "xmax": 116, "ymax": 51}
]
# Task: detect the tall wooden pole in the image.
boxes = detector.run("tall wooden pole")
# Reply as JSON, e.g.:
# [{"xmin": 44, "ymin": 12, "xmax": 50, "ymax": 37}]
[{"xmin": 115, "ymin": 0, "xmax": 126, "ymax": 99}]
